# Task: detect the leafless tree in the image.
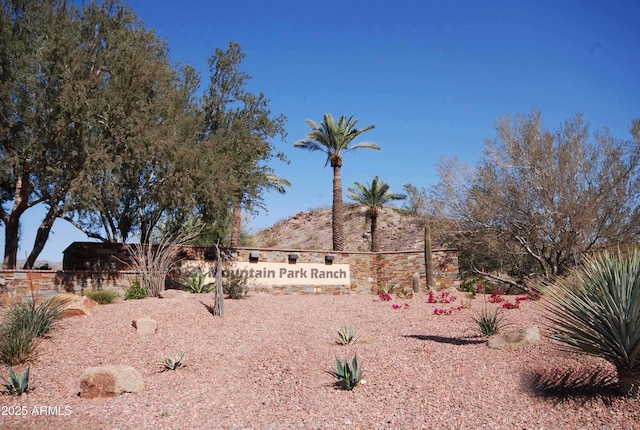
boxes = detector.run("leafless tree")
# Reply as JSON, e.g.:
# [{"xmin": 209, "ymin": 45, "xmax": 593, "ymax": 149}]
[
  {"xmin": 125, "ymin": 226, "xmax": 201, "ymax": 297},
  {"xmin": 410, "ymin": 111, "xmax": 640, "ymax": 285}
]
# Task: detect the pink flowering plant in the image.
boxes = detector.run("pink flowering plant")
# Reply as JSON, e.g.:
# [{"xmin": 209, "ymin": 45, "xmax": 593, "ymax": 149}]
[
  {"xmin": 487, "ymin": 291, "xmax": 505, "ymax": 303},
  {"xmin": 377, "ymin": 290, "xmax": 392, "ymax": 301},
  {"xmin": 433, "ymin": 306, "xmax": 463, "ymax": 315},
  {"xmin": 427, "ymin": 291, "xmax": 457, "ymax": 304},
  {"xmin": 376, "ymin": 281, "xmax": 396, "ymax": 301},
  {"xmin": 392, "ymin": 303, "xmax": 410, "ymax": 310},
  {"xmin": 502, "ymin": 301, "xmax": 520, "ymax": 310}
]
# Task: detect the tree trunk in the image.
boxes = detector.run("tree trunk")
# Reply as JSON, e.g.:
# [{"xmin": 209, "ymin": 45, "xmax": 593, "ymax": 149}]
[
  {"xmin": 3, "ymin": 170, "xmax": 31, "ymax": 269},
  {"xmin": 3, "ymin": 217, "xmax": 20, "ymax": 269},
  {"xmin": 213, "ymin": 241, "xmax": 224, "ymax": 316},
  {"xmin": 370, "ymin": 214, "xmax": 379, "ymax": 252},
  {"xmin": 230, "ymin": 199, "xmax": 242, "ymax": 248},
  {"xmin": 332, "ymin": 164, "xmax": 344, "ymax": 251},
  {"xmin": 24, "ymin": 205, "xmax": 58, "ymax": 269},
  {"xmin": 616, "ymin": 367, "xmax": 640, "ymax": 397},
  {"xmin": 424, "ymin": 224, "xmax": 434, "ymax": 291}
]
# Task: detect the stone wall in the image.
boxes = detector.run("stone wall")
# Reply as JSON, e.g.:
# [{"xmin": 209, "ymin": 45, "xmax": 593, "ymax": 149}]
[
  {"xmin": 1, "ymin": 244, "xmax": 459, "ymax": 305},
  {"xmin": 0, "ymin": 270, "xmax": 136, "ymax": 306}
]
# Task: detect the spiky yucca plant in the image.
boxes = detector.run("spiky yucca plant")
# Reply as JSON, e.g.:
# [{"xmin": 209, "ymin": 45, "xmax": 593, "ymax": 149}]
[
  {"xmin": 327, "ymin": 355, "xmax": 363, "ymax": 390},
  {"xmin": 473, "ymin": 307, "xmax": 509, "ymax": 337},
  {"xmin": 0, "ymin": 296, "xmax": 69, "ymax": 365},
  {"xmin": 542, "ymin": 249, "xmax": 640, "ymax": 397}
]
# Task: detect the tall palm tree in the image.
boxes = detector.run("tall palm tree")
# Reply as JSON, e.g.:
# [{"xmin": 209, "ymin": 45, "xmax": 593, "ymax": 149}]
[
  {"xmin": 295, "ymin": 114, "xmax": 379, "ymax": 251},
  {"xmin": 347, "ymin": 176, "xmax": 406, "ymax": 252}
]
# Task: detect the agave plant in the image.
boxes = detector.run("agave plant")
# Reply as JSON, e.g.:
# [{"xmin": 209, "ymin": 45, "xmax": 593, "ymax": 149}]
[
  {"xmin": 327, "ymin": 355, "xmax": 363, "ymax": 390},
  {"xmin": 377, "ymin": 281, "xmax": 397, "ymax": 295},
  {"xmin": 336, "ymin": 325, "xmax": 360, "ymax": 345},
  {"xmin": 179, "ymin": 271, "xmax": 215, "ymax": 294},
  {"xmin": 160, "ymin": 351, "xmax": 186, "ymax": 371},
  {"xmin": 542, "ymin": 249, "xmax": 640, "ymax": 397},
  {"xmin": 2, "ymin": 366, "xmax": 30, "ymax": 395}
]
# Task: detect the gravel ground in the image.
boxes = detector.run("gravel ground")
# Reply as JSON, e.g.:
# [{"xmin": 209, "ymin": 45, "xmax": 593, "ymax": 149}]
[{"xmin": 1, "ymin": 291, "xmax": 638, "ymax": 430}]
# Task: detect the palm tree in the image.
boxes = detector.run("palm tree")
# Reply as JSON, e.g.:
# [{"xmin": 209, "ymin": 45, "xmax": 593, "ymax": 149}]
[
  {"xmin": 295, "ymin": 114, "xmax": 379, "ymax": 251},
  {"xmin": 347, "ymin": 176, "xmax": 406, "ymax": 252}
]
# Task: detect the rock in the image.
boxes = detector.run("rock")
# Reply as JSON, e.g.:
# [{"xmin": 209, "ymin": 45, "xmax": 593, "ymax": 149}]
[
  {"xmin": 487, "ymin": 326, "xmax": 541, "ymax": 350},
  {"xmin": 53, "ymin": 293, "xmax": 98, "ymax": 318},
  {"xmin": 132, "ymin": 316, "xmax": 157, "ymax": 334},
  {"xmin": 158, "ymin": 289, "xmax": 193, "ymax": 299},
  {"xmin": 79, "ymin": 365, "xmax": 144, "ymax": 398}
]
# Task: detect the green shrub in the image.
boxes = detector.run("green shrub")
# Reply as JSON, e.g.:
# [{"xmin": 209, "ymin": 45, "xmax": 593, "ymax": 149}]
[
  {"xmin": 543, "ymin": 248, "xmax": 640, "ymax": 397},
  {"xmin": 160, "ymin": 351, "xmax": 186, "ymax": 371},
  {"xmin": 0, "ymin": 326, "xmax": 39, "ymax": 366},
  {"xmin": 328, "ymin": 355, "xmax": 364, "ymax": 391},
  {"xmin": 2, "ymin": 366, "xmax": 30, "ymax": 395},
  {"xmin": 224, "ymin": 272, "xmax": 248, "ymax": 299},
  {"xmin": 336, "ymin": 325, "xmax": 360, "ymax": 345},
  {"xmin": 0, "ymin": 297, "xmax": 68, "ymax": 365},
  {"xmin": 83, "ymin": 288, "xmax": 119, "ymax": 304},
  {"xmin": 124, "ymin": 280, "xmax": 148, "ymax": 300},
  {"xmin": 459, "ymin": 275, "xmax": 494, "ymax": 296},
  {"xmin": 178, "ymin": 271, "xmax": 214, "ymax": 294}
]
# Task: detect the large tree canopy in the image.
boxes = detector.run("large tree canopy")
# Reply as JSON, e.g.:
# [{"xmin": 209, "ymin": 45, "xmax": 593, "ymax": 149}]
[
  {"xmin": 198, "ymin": 42, "xmax": 288, "ymax": 247},
  {"xmin": 0, "ymin": 1, "xmax": 287, "ymax": 267}
]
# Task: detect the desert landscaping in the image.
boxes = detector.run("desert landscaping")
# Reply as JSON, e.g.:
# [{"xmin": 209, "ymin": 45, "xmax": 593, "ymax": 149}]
[{"xmin": 1, "ymin": 290, "xmax": 639, "ymax": 430}]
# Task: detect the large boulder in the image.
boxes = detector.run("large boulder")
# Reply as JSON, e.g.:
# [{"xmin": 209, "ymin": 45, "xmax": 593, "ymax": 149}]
[
  {"xmin": 79, "ymin": 365, "xmax": 144, "ymax": 398},
  {"xmin": 132, "ymin": 316, "xmax": 157, "ymax": 335},
  {"xmin": 487, "ymin": 326, "xmax": 541, "ymax": 350},
  {"xmin": 54, "ymin": 293, "xmax": 98, "ymax": 318}
]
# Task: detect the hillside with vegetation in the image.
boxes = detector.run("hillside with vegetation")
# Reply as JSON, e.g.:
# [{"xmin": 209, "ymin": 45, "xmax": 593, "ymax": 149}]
[{"xmin": 253, "ymin": 204, "xmax": 429, "ymax": 252}]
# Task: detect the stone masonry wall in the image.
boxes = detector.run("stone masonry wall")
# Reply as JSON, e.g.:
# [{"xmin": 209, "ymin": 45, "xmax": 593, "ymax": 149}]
[{"xmin": 1, "ymin": 245, "xmax": 459, "ymax": 305}]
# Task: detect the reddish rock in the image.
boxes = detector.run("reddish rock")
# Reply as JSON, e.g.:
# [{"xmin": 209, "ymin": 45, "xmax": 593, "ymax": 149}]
[
  {"xmin": 55, "ymin": 294, "xmax": 98, "ymax": 318},
  {"xmin": 79, "ymin": 365, "xmax": 144, "ymax": 398}
]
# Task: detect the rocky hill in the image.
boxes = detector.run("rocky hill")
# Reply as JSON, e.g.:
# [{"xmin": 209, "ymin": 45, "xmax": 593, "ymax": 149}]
[{"xmin": 253, "ymin": 204, "xmax": 427, "ymax": 252}]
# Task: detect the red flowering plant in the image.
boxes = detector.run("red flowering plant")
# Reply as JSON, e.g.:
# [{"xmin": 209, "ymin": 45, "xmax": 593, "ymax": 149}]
[
  {"xmin": 376, "ymin": 281, "xmax": 396, "ymax": 301},
  {"xmin": 433, "ymin": 306, "xmax": 463, "ymax": 315},
  {"xmin": 502, "ymin": 301, "xmax": 520, "ymax": 310},
  {"xmin": 392, "ymin": 303, "xmax": 410, "ymax": 310},
  {"xmin": 487, "ymin": 291, "xmax": 505, "ymax": 303},
  {"xmin": 427, "ymin": 291, "xmax": 457, "ymax": 304},
  {"xmin": 377, "ymin": 290, "xmax": 392, "ymax": 301}
]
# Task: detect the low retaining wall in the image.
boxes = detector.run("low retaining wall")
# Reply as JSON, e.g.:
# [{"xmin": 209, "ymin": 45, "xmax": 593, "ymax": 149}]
[
  {"xmin": 0, "ymin": 270, "xmax": 137, "ymax": 305},
  {"xmin": 1, "ymin": 245, "xmax": 459, "ymax": 305}
]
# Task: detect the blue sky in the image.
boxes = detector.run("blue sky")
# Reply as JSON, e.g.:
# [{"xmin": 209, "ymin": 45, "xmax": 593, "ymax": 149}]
[{"xmin": 6, "ymin": 0, "xmax": 640, "ymax": 262}]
